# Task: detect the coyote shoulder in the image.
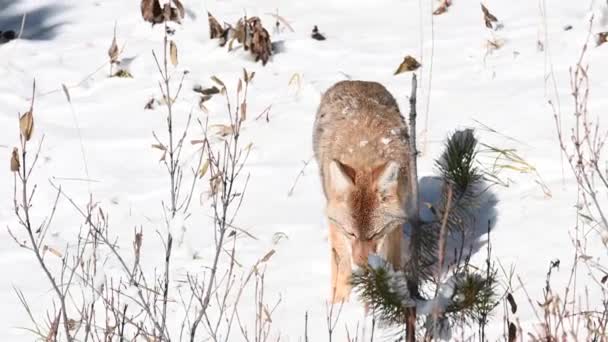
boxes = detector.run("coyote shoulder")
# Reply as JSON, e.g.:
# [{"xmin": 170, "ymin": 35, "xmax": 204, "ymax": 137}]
[{"xmin": 313, "ymin": 80, "xmax": 411, "ymax": 302}]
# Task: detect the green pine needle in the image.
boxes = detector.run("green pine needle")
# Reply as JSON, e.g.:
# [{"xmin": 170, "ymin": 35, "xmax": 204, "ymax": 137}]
[
  {"xmin": 351, "ymin": 260, "xmax": 415, "ymax": 326},
  {"xmin": 436, "ymin": 129, "xmax": 481, "ymax": 195}
]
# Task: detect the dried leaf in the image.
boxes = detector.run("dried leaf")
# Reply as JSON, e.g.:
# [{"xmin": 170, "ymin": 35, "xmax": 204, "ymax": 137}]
[
  {"xmin": 199, "ymin": 159, "xmax": 210, "ymax": 178},
  {"xmin": 263, "ymin": 305, "xmax": 272, "ymax": 322},
  {"xmin": 260, "ymin": 249, "xmax": 275, "ymax": 263},
  {"xmin": 212, "ymin": 124, "xmax": 234, "ymax": 137},
  {"xmin": 243, "ymin": 68, "xmax": 249, "ymax": 83},
  {"xmin": 249, "ymin": 17, "xmax": 272, "ymax": 65},
  {"xmin": 144, "ymin": 98, "xmax": 156, "ymax": 110},
  {"xmin": 394, "ymin": 55, "xmax": 421, "ymax": 75},
  {"xmin": 211, "ymin": 75, "xmax": 226, "ymax": 88},
  {"xmin": 508, "ymin": 322, "xmax": 517, "ymax": 342},
  {"xmin": 249, "ymin": 71, "xmax": 256, "ymax": 82},
  {"xmin": 141, "ymin": 0, "xmax": 163, "ymax": 24},
  {"xmin": 209, "ymin": 175, "xmax": 223, "ymax": 197},
  {"xmin": 579, "ymin": 254, "xmax": 593, "ymax": 261},
  {"xmin": 172, "ymin": 0, "xmax": 185, "ymax": 19},
  {"xmin": 208, "ymin": 12, "xmax": 224, "ymax": 39},
  {"xmin": 506, "ymin": 293, "xmax": 517, "ymax": 314},
  {"xmin": 108, "ymin": 26, "xmax": 119, "ymax": 63},
  {"xmin": 19, "ymin": 111, "xmax": 34, "ymax": 141},
  {"xmin": 288, "ymin": 73, "xmax": 301, "ymax": 88},
  {"xmin": 601, "ymin": 274, "xmax": 608, "ymax": 284},
  {"xmin": 44, "ymin": 245, "xmax": 63, "ymax": 258},
  {"xmin": 61, "ymin": 84, "xmax": 71, "ymax": 103},
  {"xmin": 237, "ymin": 79, "xmax": 243, "ymax": 93},
  {"xmin": 486, "ymin": 39, "xmax": 504, "ymax": 51},
  {"xmin": 597, "ymin": 32, "xmax": 608, "ymax": 47},
  {"xmin": 170, "ymin": 40, "xmax": 178, "ymax": 66},
  {"xmin": 433, "ymin": 0, "xmax": 451, "ymax": 15},
  {"xmin": 240, "ymin": 102, "xmax": 247, "ymax": 122},
  {"xmin": 10, "ymin": 147, "xmax": 20, "ymax": 172},
  {"xmin": 481, "ymin": 4, "xmax": 498, "ymax": 29},
  {"xmin": 433, "ymin": 5, "xmax": 447, "ymax": 15},
  {"xmin": 151, "ymin": 143, "xmax": 166, "ymax": 151}
]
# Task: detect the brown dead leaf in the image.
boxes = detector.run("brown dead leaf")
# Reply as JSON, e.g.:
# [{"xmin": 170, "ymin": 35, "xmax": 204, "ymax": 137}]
[
  {"xmin": 144, "ymin": 98, "xmax": 156, "ymax": 110},
  {"xmin": 240, "ymin": 102, "xmax": 247, "ymax": 122},
  {"xmin": 211, "ymin": 75, "xmax": 226, "ymax": 89},
  {"xmin": 170, "ymin": 40, "xmax": 178, "ymax": 66},
  {"xmin": 249, "ymin": 17, "xmax": 272, "ymax": 65},
  {"xmin": 597, "ymin": 32, "xmax": 608, "ymax": 47},
  {"xmin": 506, "ymin": 293, "xmax": 517, "ymax": 313},
  {"xmin": 508, "ymin": 322, "xmax": 517, "ymax": 342},
  {"xmin": 481, "ymin": 4, "xmax": 499, "ymax": 29},
  {"xmin": 209, "ymin": 174, "xmax": 223, "ymax": 197},
  {"xmin": 260, "ymin": 249, "xmax": 275, "ymax": 263},
  {"xmin": 208, "ymin": 12, "xmax": 224, "ymax": 39},
  {"xmin": 19, "ymin": 110, "xmax": 34, "ymax": 141},
  {"xmin": 200, "ymin": 86, "xmax": 220, "ymax": 96},
  {"xmin": 10, "ymin": 147, "xmax": 20, "ymax": 172},
  {"xmin": 172, "ymin": 0, "xmax": 185, "ymax": 20},
  {"xmin": 394, "ymin": 55, "xmax": 421, "ymax": 75},
  {"xmin": 108, "ymin": 25, "xmax": 119, "ymax": 64},
  {"xmin": 433, "ymin": 0, "xmax": 451, "ymax": 15},
  {"xmin": 243, "ymin": 68, "xmax": 249, "ymax": 83},
  {"xmin": 151, "ymin": 143, "xmax": 166, "ymax": 151},
  {"xmin": 141, "ymin": 0, "xmax": 163, "ymax": 24}
]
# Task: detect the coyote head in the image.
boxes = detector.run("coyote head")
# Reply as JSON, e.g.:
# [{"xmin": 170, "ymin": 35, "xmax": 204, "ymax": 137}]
[{"xmin": 326, "ymin": 159, "xmax": 407, "ymax": 268}]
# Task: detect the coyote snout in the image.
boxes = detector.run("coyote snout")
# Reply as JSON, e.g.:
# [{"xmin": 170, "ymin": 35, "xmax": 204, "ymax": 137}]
[{"xmin": 313, "ymin": 80, "xmax": 412, "ymax": 302}]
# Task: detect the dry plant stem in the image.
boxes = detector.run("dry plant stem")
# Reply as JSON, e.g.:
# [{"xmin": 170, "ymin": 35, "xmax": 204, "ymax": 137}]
[
  {"xmin": 552, "ymin": 16, "xmax": 608, "ymax": 231},
  {"xmin": 539, "ymin": 0, "xmax": 565, "ymax": 184},
  {"xmin": 12, "ymin": 81, "xmax": 74, "ymax": 342},
  {"xmin": 406, "ymin": 73, "xmax": 420, "ymax": 342},
  {"xmin": 190, "ymin": 75, "xmax": 251, "ymax": 341},
  {"xmin": 287, "ymin": 157, "xmax": 312, "ymax": 196},
  {"xmin": 49, "ymin": 182, "xmax": 169, "ymax": 339},
  {"xmin": 429, "ymin": 184, "xmax": 454, "ymax": 338}
]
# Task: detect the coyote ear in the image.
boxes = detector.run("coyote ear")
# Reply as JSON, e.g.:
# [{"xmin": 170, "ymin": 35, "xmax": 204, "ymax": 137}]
[
  {"xmin": 329, "ymin": 160, "xmax": 356, "ymax": 193},
  {"xmin": 374, "ymin": 161, "xmax": 400, "ymax": 193}
]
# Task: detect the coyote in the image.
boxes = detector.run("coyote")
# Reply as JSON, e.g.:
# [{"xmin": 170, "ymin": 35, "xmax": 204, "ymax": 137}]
[{"xmin": 313, "ymin": 80, "xmax": 411, "ymax": 302}]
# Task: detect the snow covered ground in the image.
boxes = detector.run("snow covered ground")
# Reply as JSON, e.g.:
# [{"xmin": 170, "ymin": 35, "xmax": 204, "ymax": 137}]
[{"xmin": 1, "ymin": 0, "xmax": 607, "ymax": 340}]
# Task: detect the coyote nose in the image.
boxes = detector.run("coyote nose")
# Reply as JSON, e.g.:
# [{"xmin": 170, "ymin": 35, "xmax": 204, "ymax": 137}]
[{"xmin": 352, "ymin": 239, "xmax": 378, "ymax": 267}]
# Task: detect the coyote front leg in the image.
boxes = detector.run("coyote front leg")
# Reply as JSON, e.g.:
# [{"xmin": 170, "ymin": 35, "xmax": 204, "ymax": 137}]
[{"xmin": 329, "ymin": 223, "xmax": 351, "ymax": 303}]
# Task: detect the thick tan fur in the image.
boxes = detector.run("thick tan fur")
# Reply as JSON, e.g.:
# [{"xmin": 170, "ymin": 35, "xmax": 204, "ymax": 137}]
[{"xmin": 313, "ymin": 80, "xmax": 412, "ymax": 302}]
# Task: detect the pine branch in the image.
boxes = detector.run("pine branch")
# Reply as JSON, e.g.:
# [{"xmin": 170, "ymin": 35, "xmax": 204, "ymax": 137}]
[
  {"xmin": 351, "ymin": 256, "xmax": 415, "ymax": 326},
  {"xmin": 436, "ymin": 129, "xmax": 481, "ymax": 197}
]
